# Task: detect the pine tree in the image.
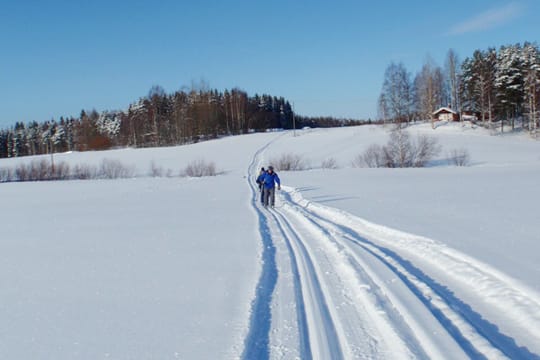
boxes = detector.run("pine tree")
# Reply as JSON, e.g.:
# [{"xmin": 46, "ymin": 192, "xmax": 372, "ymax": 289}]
[
  {"xmin": 461, "ymin": 49, "xmax": 497, "ymax": 129},
  {"xmin": 495, "ymin": 44, "xmax": 525, "ymax": 130},
  {"xmin": 522, "ymin": 43, "xmax": 540, "ymax": 137}
]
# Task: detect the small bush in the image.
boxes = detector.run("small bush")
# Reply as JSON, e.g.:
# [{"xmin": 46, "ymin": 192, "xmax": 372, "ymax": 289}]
[
  {"xmin": 0, "ymin": 167, "xmax": 14, "ymax": 182},
  {"xmin": 73, "ymin": 164, "xmax": 98, "ymax": 179},
  {"xmin": 353, "ymin": 144, "xmax": 386, "ymax": 168},
  {"xmin": 100, "ymin": 159, "xmax": 135, "ymax": 179},
  {"xmin": 448, "ymin": 147, "xmax": 471, "ymax": 166},
  {"xmin": 14, "ymin": 163, "xmax": 30, "ymax": 181},
  {"xmin": 148, "ymin": 161, "xmax": 174, "ymax": 178},
  {"xmin": 321, "ymin": 157, "xmax": 339, "ymax": 169},
  {"xmin": 149, "ymin": 161, "xmax": 164, "ymax": 177},
  {"xmin": 182, "ymin": 159, "xmax": 217, "ymax": 177},
  {"xmin": 8, "ymin": 159, "xmax": 71, "ymax": 181},
  {"xmin": 14, "ymin": 160, "xmax": 51, "ymax": 181},
  {"xmin": 1, "ymin": 158, "xmax": 137, "ymax": 182},
  {"xmin": 271, "ymin": 153, "xmax": 308, "ymax": 171},
  {"xmin": 354, "ymin": 129, "xmax": 441, "ymax": 168},
  {"xmin": 54, "ymin": 161, "xmax": 71, "ymax": 180},
  {"xmin": 412, "ymin": 134, "xmax": 441, "ymax": 167}
]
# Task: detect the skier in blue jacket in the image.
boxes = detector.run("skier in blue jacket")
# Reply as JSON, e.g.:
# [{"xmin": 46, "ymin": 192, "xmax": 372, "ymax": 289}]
[
  {"xmin": 255, "ymin": 167, "xmax": 266, "ymax": 204},
  {"xmin": 262, "ymin": 166, "xmax": 281, "ymax": 207}
]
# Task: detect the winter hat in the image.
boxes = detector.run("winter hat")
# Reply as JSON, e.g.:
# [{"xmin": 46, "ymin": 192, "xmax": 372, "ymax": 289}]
[{"xmin": 268, "ymin": 166, "xmax": 274, "ymax": 171}]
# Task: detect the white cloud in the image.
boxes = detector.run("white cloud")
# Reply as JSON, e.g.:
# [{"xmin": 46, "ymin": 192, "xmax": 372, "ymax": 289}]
[{"xmin": 447, "ymin": 2, "xmax": 525, "ymax": 35}]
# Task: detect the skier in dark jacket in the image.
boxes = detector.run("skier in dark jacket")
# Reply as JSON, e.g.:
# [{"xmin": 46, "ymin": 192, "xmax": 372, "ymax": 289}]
[
  {"xmin": 255, "ymin": 167, "xmax": 266, "ymax": 204},
  {"xmin": 262, "ymin": 166, "xmax": 281, "ymax": 207}
]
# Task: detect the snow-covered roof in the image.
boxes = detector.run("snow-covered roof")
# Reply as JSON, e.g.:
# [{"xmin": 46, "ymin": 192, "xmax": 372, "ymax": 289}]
[{"xmin": 433, "ymin": 107, "xmax": 457, "ymax": 115}]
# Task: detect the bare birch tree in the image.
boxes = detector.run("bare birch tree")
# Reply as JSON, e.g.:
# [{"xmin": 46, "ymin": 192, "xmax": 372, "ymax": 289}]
[{"xmin": 445, "ymin": 49, "xmax": 461, "ymax": 115}]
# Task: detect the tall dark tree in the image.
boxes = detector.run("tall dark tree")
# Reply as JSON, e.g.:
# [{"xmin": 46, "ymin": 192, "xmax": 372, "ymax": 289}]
[
  {"xmin": 522, "ymin": 43, "xmax": 540, "ymax": 137},
  {"xmin": 495, "ymin": 44, "xmax": 524, "ymax": 130}
]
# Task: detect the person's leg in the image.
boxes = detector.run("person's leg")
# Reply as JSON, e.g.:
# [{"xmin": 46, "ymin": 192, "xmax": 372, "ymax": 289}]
[
  {"xmin": 270, "ymin": 187, "xmax": 275, "ymax": 207},
  {"xmin": 263, "ymin": 188, "xmax": 269, "ymax": 206}
]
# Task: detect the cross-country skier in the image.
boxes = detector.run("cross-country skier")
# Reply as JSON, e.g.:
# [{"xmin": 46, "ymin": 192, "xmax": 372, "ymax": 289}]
[
  {"xmin": 255, "ymin": 167, "xmax": 266, "ymax": 204},
  {"xmin": 262, "ymin": 166, "xmax": 281, "ymax": 208}
]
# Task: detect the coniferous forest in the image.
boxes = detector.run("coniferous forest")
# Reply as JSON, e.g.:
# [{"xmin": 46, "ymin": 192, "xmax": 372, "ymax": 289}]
[{"xmin": 0, "ymin": 85, "xmax": 361, "ymax": 159}]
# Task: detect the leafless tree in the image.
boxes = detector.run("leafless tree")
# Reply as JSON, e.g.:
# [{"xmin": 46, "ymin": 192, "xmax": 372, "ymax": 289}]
[
  {"xmin": 414, "ymin": 56, "xmax": 446, "ymax": 128},
  {"xmin": 356, "ymin": 128, "xmax": 440, "ymax": 168},
  {"xmin": 380, "ymin": 62, "xmax": 413, "ymax": 125},
  {"xmin": 448, "ymin": 148, "xmax": 471, "ymax": 166},
  {"xmin": 445, "ymin": 49, "xmax": 461, "ymax": 116}
]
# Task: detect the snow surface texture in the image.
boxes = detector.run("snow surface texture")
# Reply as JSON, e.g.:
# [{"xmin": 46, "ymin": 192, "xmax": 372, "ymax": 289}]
[{"xmin": 1, "ymin": 123, "xmax": 539, "ymax": 359}]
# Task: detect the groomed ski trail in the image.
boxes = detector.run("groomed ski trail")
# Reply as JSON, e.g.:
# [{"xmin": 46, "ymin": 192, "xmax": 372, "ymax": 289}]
[{"xmin": 241, "ymin": 138, "xmax": 540, "ymax": 359}]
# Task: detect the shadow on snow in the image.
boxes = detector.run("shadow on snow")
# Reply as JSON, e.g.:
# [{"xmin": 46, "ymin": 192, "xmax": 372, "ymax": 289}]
[{"xmin": 241, "ymin": 189, "xmax": 278, "ymax": 360}]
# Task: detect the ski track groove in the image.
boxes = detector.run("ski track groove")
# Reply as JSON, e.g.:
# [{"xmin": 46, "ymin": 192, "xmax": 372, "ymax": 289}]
[
  {"xmin": 277, "ymin": 202, "xmax": 432, "ymax": 359},
  {"xmin": 267, "ymin": 210, "xmax": 313, "ymax": 359},
  {"xmin": 269, "ymin": 207, "xmax": 346, "ymax": 359}
]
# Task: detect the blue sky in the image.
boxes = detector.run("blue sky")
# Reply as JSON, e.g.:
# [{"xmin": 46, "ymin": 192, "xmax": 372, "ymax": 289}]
[{"xmin": 1, "ymin": 0, "xmax": 539, "ymax": 127}]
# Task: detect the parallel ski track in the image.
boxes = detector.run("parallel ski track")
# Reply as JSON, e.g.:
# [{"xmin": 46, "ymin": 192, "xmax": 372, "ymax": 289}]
[
  {"xmin": 269, "ymin": 207, "xmax": 345, "ymax": 359},
  {"xmin": 280, "ymin": 188, "xmax": 540, "ymax": 359},
  {"xmin": 270, "ymin": 202, "xmax": 428, "ymax": 359},
  {"xmin": 243, "ymin": 137, "xmax": 538, "ymax": 359}
]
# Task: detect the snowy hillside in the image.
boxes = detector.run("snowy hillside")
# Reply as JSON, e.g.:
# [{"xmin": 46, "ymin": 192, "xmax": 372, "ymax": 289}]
[{"xmin": 1, "ymin": 123, "xmax": 539, "ymax": 359}]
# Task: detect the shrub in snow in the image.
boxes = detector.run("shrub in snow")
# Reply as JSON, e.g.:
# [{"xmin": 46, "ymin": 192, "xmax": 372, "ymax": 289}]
[
  {"xmin": 54, "ymin": 161, "xmax": 71, "ymax": 180},
  {"xmin": 149, "ymin": 161, "xmax": 164, "ymax": 177},
  {"xmin": 72, "ymin": 164, "xmax": 98, "ymax": 180},
  {"xmin": 99, "ymin": 159, "xmax": 135, "ymax": 179},
  {"xmin": 356, "ymin": 129, "xmax": 441, "ymax": 168},
  {"xmin": 28, "ymin": 160, "xmax": 47, "ymax": 180},
  {"xmin": 0, "ymin": 167, "xmax": 14, "ymax": 182},
  {"xmin": 321, "ymin": 157, "xmax": 339, "ymax": 169},
  {"xmin": 271, "ymin": 153, "xmax": 308, "ymax": 171},
  {"xmin": 448, "ymin": 147, "xmax": 471, "ymax": 166},
  {"xmin": 17, "ymin": 160, "xmax": 51, "ymax": 181},
  {"xmin": 412, "ymin": 134, "xmax": 441, "ymax": 167},
  {"xmin": 1, "ymin": 158, "xmax": 137, "ymax": 182},
  {"xmin": 14, "ymin": 163, "xmax": 30, "ymax": 181},
  {"xmin": 9, "ymin": 159, "xmax": 71, "ymax": 181},
  {"xmin": 182, "ymin": 159, "xmax": 217, "ymax": 177},
  {"xmin": 353, "ymin": 144, "xmax": 385, "ymax": 168},
  {"xmin": 148, "ymin": 161, "xmax": 175, "ymax": 178}
]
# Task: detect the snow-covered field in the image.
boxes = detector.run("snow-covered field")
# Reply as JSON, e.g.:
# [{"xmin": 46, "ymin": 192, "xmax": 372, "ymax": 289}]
[{"xmin": 1, "ymin": 123, "xmax": 539, "ymax": 359}]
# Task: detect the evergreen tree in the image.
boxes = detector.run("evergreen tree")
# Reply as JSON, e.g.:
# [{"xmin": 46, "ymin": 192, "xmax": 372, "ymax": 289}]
[
  {"xmin": 495, "ymin": 44, "xmax": 525, "ymax": 130},
  {"xmin": 522, "ymin": 43, "xmax": 540, "ymax": 137}
]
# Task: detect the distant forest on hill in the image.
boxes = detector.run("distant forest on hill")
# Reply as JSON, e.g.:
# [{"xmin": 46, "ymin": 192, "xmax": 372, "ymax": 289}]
[{"xmin": 0, "ymin": 85, "xmax": 363, "ymax": 159}]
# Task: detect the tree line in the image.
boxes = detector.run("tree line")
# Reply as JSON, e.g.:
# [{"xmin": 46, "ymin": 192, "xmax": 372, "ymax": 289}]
[
  {"xmin": 0, "ymin": 85, "xmax": 362, "ymax": 159},
  {"xmin": 378, "ymin": 42, "xmax": 540, "ymax": 136}
]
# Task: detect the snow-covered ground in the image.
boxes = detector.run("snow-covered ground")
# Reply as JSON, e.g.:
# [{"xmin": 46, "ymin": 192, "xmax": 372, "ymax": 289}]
[{"xmin": 1, "ymin": 123, "xmax": 539, "ymax": 359}]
